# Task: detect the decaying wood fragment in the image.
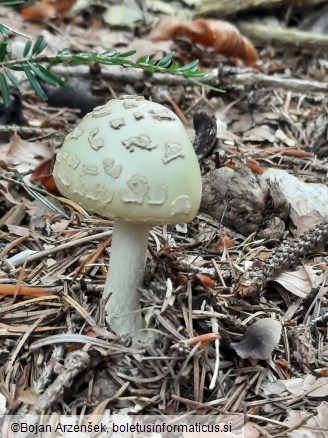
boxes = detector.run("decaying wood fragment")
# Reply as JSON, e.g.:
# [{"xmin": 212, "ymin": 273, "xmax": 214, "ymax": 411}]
[
  {"xmin": 30, "ymin": 349, "xmax": 91, "ymax": 414},
  {"xmin": 201, "ymin": 165, "xmax": 288, "ymax": 236}
]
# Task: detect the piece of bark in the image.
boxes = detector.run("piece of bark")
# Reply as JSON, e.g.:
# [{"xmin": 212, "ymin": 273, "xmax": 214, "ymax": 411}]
[
  {"xmin": 201, "ymin": 166, "xmax": 267, "ymax": 234},
  {"xmin": 193, "ymin": 112, "xmax": 217, "ymax": 159},
  {"xmin": 30, "ymin": 350, "xmax": 91, "ymax": 414},
  {"xmin": 200, "ymin": 165, "xmax": 288, "ymax": 236},
  {"xmin": 0, "ymin": 205, "xmax": 25, "ymax": 227}
]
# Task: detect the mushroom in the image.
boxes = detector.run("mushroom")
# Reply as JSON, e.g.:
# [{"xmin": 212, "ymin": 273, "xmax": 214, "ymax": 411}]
[
  {"xmin": 53, "ymin": 95, "xmax": 202, "ymax": 341},
  {"xmin": 231, "ymin": 318, "xmax": 282, "ymax": 360}
]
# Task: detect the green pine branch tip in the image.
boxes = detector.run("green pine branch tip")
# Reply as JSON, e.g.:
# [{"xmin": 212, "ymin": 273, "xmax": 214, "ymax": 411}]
[{"xmin": 0, "ymin": 26, "xmax": 223, "ymax": 107}]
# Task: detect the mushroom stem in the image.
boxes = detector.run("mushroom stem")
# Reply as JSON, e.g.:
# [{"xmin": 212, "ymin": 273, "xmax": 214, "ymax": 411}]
[{"xmin": 104, "ymin": 219, "xmax": 150, "ymax": 337}]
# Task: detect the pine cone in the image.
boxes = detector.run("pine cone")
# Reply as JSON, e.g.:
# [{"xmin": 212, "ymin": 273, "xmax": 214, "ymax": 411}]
[{"xmin": 235, "ymin": 222, "xmax": 328, "ymax": 298}]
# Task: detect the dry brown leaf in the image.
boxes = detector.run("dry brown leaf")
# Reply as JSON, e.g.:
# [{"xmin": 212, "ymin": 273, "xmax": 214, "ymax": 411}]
[
  {"xmin": 16, "ymin": 389, "xmax": 39, "ymax": 405},
  {"xmin": 265, "ymin": 376, "xmax": 328, "ymax": 400},
  {"xmin": 304, "ymin": 377, "xmax": 328, "ymax": 398},
  {"xmin": 285, "ymin": 410, "xmax": 314, "ymax": 438},
  {"xmin": 84, "ymin": 399, "xmax": 112, "ymax": 423},
  {"xmin": 244, "ymin": 423, "xmax": 260, "ymax": 438},
  {"xmin": 11, "ymin": 366, "xmax": 30, "ymax": 409},
  {"xmin": 21, "ymin": 0, "xmax": 76, "ymax": 20},
  {"xmin": 6, "ymin": 224, "xmax": 30, "ymax": 238},
  {"xmin": 194, "ymin": 273, "xmax": 215, "ymax": 288},
  {"xmin": 21, "ymin": 0, "xmax": 57, "ymax": 20},
  {"xmin": 0, "ymin": 133, "xmax": 52, "ymax": 174},
  {"xmin": 293, "ymin": 213, "xmax": 325, "ymax": 238},
  {"xmin": 0, "ymin": 322, "xmax": 58, "ymax": 333},
  {"xmin": 263, "ymin": 379, "xmax": 302, "ymax": 396},
  {"xmin": 174, "ymin": 274, "xmax": 189, "ymax": 287},
  {"xmin": 31, "ymin": 155, "xmax": 60, "ymax": 195},
  {"xmin": 275, "ymin": 358, "xmax": 290, "ymax": 371},
  {"xmin": 211, "ymin": 231, "xmax": 234, "ymax": 252},
  {"xmin": 243, "ymin": 125, "xmax": 275, "ymax": 142},
  {"xmin": 0, "ymin": 181, "xmax": 22, "ymax": 205},
  {"xmin": 51, "ymin": 219, "xmax": 70, "ymax": 233},
  {"xmin": 151, "ymin": 16, "xmax": 258, "ymax": 66},
  {"xmin": 271, "ymin": 266, "xmax": 325, "ymax": 298}
]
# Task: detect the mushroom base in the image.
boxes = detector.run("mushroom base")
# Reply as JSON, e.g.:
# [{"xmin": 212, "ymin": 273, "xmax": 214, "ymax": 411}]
[{"xmin": 104, "ymin": 220, "xmax": 150, "ymax": 338}]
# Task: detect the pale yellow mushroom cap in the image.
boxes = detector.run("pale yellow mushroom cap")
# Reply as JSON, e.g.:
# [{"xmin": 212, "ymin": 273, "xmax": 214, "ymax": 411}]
[{"xmin": 53, "ymin": 95, "xmax": 202, "ymax": 225}]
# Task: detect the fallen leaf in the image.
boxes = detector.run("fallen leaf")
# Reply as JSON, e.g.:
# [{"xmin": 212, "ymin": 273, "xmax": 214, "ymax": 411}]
[
  {"xmin": 151, "ymin": 16, "xmax": 258, "ymax": 66},
  {"xmin": 174, "ymin": 274, "xmax": 188, "ymax": 287},
  {"xmin": 303, "ymin": 376, "xmax": 328, "ymax": 398},
  {"xmin": 211, "ymin": 231, "xmax": 234, "ymax": 252},
  {"xmin": 21, "ymin": 0, "xmax": 57, "ymax": 20},
  {"xmin": 21, "ymin": 0, "xmax": 76, "ymax": 20},
  {"xmin": 16, "ymin": 389, "xmax": 39, "ymax": 405},
  {"xmin": 0, "ymin": 181, "xmax": 21, "ymax": 205},
  {"xmin": 6, "ymin": 224, "xmax": 30, "ymax": 238},
  {"xmin": 243, "ymin": 125, "xmax": 275, "ymax": 142},
  {"xmin": 293, "ymin": 212, "xmax": 325, "ymax": 237},
  {"xmin": 51, "ymin": 219, "xmax": 70, "ymax": 233},
  {"xmin": 264, "ymin": 376, "xmax": 328, "ymax": 399},
  {"xmin": 194, "ymin": 273, "xmax": 215, "ymax": 288},
  {"xmin": 244, "ymin": 423, "xmax": 260, "ymax": 438},
  {"xmin": 271, "ymin": 266, "xmax": 325, "ymax": 298},
  {"xmin": 0, "ymin": 133, "xmax": 52, "ymax": 174},
  {"xmin": 285, "ymin": 410, "xmax": 314, "ymax": 438},
  {"xmin": 287, "ymin": 402, "xmax": 328, "ymax": 438},
  {"xmin": 31, "ymin": 155, "xmax": 60, "ymax": 195}
]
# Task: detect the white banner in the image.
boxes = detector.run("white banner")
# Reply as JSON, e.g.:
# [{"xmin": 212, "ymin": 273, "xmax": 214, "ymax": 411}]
[{"xmin": 0, "ymin": 414, "xmax": 244, "ymax": 437}]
